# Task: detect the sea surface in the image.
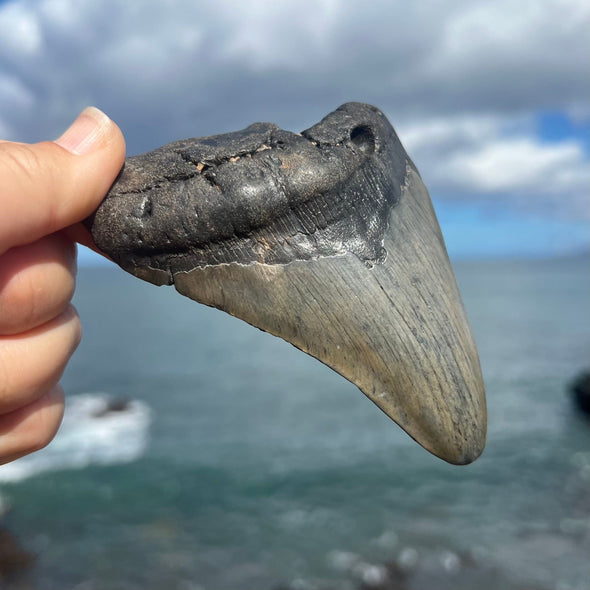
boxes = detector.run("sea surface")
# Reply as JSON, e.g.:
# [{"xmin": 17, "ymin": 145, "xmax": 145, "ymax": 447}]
[{"xmin": 0, "ymin": 255, "xmax": 589, "ymax": 590}]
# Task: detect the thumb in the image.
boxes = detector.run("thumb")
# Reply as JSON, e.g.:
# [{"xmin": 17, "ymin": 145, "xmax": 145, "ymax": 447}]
[{"xmin": 0, "ymin": 107, "xmax": 125, "ymax": 255}]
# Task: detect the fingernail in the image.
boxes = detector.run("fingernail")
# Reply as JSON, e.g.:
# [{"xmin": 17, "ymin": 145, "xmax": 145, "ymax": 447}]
[{"xmin": 54, "ymin": 107, "xmax": 113, "ymax": 155}]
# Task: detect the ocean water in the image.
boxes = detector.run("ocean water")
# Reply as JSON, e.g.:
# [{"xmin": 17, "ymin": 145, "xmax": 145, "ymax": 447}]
[{"xmin": 0, "ymin": 255, "xmax": 588, "ymax": 590}]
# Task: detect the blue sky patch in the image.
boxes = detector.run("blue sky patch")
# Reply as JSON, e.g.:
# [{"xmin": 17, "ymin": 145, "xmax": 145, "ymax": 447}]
[{"xmin": 536, "ymin": 110, "xmax": 590, "ymax": 153}]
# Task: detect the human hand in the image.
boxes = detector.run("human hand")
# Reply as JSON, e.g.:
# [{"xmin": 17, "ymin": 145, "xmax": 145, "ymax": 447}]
[{"xmin": 0, "ymin": 107, "xmax": 125, "ymax": 465}]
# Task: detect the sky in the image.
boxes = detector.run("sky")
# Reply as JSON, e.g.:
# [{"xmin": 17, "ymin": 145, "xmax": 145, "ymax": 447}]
[{"xmin": 0, "ymin": 0, "xmax": 588, "ymax": 262}]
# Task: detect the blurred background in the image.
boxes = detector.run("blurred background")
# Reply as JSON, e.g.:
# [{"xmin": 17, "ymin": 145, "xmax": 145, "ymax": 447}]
[{"xmin": 0, "ymin": 1, "xmax": 588, "ymax": 589}]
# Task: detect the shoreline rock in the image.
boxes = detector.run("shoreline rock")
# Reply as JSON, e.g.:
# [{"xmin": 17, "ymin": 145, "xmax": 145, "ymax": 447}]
[
  {"xmin": 569, "ymin": 370, "xmax": 590, "ymax": 416},
  {"xmin": 0, "ymin": 526, "xmax": 35, "ymax": 583}
]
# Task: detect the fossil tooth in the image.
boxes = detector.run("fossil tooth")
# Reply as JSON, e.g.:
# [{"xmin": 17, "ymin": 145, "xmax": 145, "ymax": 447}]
[{"xmin": 87, "ymin": 102, "xmax": 487, "ymax": 464}]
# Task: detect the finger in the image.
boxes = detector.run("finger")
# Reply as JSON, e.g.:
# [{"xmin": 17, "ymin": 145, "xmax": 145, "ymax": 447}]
[
  {"xmin": 62, "ymin": 223, "xmax": 95, "ymax": 251},
  {"xmin": 0, "ymin": 305, "xmax": 81, "ymax": 413},
  {"xmin": 0, "ymin": 233, "xmax": 77, "ymax": 335},
  {"xmin": 62, "ymin": 222, "xmax": 111, "ymax": 259},
  {"xmin": 0, "ymin": 107, "xmax": 125, "ymax": 254},
  {"xmin": 0, "ymin": 383, "xmax": 65, "ymax": 464}
]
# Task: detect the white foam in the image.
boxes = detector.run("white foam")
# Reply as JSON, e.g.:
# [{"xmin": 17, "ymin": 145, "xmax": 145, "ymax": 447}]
[
  {"xmin": 327, "ymin": 550, "xmax": 360, "ymax": 572},
  {"xmin": 352, "ymin": 562, "xmax": 388, "ymax": 586},
  {"xmin": 0, "ymin": 393, "xmax": 152, "ymax": 484}
]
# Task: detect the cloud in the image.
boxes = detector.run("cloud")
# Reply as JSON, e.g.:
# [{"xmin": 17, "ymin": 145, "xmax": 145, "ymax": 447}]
[
  {"xmin": 398, "ymin": 114, "xmax": 590, "ymax": 219},
  {"xmin": 0, "ymin": 0, "xmax": 588, "ymax": 222},
  {"xmin": 0, "ymin": 1, "xmax": 42, "ymax": 55},
  {"xmin": 449, "ymin": 139, "xmax": 585, "ymax": 195}
]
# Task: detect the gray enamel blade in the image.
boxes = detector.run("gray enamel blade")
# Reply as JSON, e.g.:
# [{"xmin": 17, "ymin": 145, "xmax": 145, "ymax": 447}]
[{"xmin": 87, "ymin": 102, "xmax": 487, "ymax": 464}]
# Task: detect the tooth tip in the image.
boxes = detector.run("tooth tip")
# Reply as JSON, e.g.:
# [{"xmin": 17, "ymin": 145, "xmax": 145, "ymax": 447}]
[
  {"xmin": 410, "ymin": 417, "xmax": 486, "ymax": 465},
  {"xmin": 421, "ymin": 389, "xmax": 487, "ymax": 465},
  {"xmin": 443, "ymin": 448, "xmax": 484, "ymax": 466},
  {"xmin": 443, "ymin": 421, "xmax": 487, "ymax": 465},
  {"xmin": 445, "ymin": 433, "xmax": 487, "ymax": 465}
]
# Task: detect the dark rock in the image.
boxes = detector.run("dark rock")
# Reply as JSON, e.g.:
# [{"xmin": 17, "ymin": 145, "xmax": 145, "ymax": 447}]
[
  {"xmin": 569, "ymin": 370, "xmax": 590, "ymax": 416},
  {"xmin": 91, "ymin": 396, "xmax": 131, "ymax": 418},
  {"xmin": 0, "ymin": 527, "xmax": 35, "ymax": 581}
]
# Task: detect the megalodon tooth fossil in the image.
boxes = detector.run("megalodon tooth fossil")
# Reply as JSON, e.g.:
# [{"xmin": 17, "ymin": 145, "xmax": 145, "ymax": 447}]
[{"xmin": 87, "ymin": 102, "xmax": 487, "ymax": 465}]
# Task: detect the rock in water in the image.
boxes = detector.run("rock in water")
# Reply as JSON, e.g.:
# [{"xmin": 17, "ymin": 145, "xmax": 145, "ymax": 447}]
[
  {"xmin": 87, "ymin": 103, "xmax": 487, "ymax": 464},
  {"xmin": 0, "ymin": 527, "xmax": 35, "ymax": 580},
  {"xmin": 569, "ymin": 371, "xmax": 590, "ymax": 416}
]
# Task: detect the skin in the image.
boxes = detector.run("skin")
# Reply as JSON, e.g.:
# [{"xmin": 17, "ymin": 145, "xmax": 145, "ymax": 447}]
[{"xmin": 0, "ymin": 107, "xmax": 125, "ymax": 465}]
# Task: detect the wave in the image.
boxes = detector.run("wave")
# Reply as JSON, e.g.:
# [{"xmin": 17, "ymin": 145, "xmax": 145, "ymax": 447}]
[{"xmin": 0, "ymin": 393, "xmax": 152, "ymax": 484}]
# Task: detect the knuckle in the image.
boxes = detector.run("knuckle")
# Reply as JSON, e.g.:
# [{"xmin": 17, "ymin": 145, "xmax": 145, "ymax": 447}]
[
  {"xmin": 0, "ymin": 142, "xmax": 62, "ymax": 227},
  {"xmin": 26, "ymin": 427, "xmax": 56, "ymax": 453},
  {"xmin": 66, "ymin": 305, "xmax": 82, "ymax": 349},
  {"xmin": 0, "ymin": 277, "xmax": 72, "ymax": 338},
  {"xmin": 24, "ymin": 390, "xmax": 64, "ymax": 454},
  {"xmin": 0, "ymin": 236, "xmax": 79, "ymax": 334},
  {"xmin": 0, "ymin": 306, "xmax": 79, "ymax": 413},
  {"xmin": 0, "ymin": 350, "xmax": 13, "ymax": 405},
  {"xmin": 9, "ymin": 271, "xmax": 39, "ymax": 329},
  {"xmin": 0, "ymin": 143, "xmax": 42, "ymax": 183}
]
